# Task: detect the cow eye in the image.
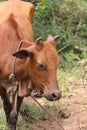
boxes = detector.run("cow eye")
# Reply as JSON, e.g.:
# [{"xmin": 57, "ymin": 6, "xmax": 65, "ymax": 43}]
[{"xmin": 37, "ymin": 63, "xmax": 47, "ymax": 71}]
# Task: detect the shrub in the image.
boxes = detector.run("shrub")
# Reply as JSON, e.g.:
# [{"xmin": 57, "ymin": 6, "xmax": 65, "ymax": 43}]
[{"xmin": 32, "ymin": 0, "xmax": 87, "ymax": 68}]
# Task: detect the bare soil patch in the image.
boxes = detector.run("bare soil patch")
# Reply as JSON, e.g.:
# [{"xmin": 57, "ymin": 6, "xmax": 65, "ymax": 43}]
[
  {"xmin": 0, "ymin": 85, "xmax": 87, "ymax": 130},
  {"xmin": 18, "ymin": 84, "xmax": 87, "ymax": 130}
]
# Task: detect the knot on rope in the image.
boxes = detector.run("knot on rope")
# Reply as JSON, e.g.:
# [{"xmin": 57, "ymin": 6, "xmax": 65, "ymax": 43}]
[{"xmin": 9, "ymin": 73, "xmax": 18, "ymax": 86}]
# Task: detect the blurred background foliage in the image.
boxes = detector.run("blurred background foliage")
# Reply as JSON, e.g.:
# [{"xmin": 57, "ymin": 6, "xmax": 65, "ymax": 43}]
[{"xmin": 27, "ymin": 0, "xmax": 87, "ymax": 69}]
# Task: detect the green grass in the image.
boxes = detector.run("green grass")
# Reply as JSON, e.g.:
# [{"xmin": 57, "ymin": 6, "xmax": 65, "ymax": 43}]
[
  {"xmin": 0, "ymin": 108, "xmax": 8, "ymax": 130},
  {"xmin": 20, "ymin": 103, "xmax": 48, "ymax": 121},
  {"xmin": 57, "ymin": 69, "xmax": 71, "ymax": 98},
  {"xmin": 0, "ymin": 104, "xmax": 48, "ymax": 130},
  {"xmin": 57, "ymin": 61, "xmax": 86, "ymax": 98}
]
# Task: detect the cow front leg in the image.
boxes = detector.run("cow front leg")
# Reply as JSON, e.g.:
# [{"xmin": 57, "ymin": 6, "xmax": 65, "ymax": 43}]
[
  {"xmin": 0, "ymin": 87, "xmax": 12, "ymax": 125},
  {"xmin": 9, "ymin": 91, "xmax": 23, "ymax": 130}
]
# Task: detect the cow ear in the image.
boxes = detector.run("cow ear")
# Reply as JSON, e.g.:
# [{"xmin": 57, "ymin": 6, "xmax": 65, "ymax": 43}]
[
  {"xmin": 13, "ymin": 50, "xmax": 33, "ymax": 59},
  {"xmin": 47, "ymin": 35, "xmax": 60, "ymax": 48}
]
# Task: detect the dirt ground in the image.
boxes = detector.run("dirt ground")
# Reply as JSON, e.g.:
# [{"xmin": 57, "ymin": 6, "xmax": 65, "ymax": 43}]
[
  {"xmin": 19, "ymin": 84, "xmax": 87, "ymax": 130},
  {"xmin": 0, "ymin": 84, "xmax": 87, "ymax": 130}
]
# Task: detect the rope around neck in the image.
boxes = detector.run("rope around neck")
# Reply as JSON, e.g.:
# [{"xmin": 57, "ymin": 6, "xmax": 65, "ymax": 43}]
[{"xmin": 9, "ymin": 39, "xmax": 27, "ymax": 80}]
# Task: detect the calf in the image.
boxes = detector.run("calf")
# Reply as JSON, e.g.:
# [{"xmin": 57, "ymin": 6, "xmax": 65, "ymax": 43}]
[{"xmin": 0, "ymin": 0, "xmax": 61, "ymax": 129}]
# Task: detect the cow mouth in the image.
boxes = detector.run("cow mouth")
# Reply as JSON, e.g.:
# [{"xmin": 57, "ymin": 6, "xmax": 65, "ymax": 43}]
[{"xmin": 31, "ymin": 89, "xmax": 43, "ymax": 98}]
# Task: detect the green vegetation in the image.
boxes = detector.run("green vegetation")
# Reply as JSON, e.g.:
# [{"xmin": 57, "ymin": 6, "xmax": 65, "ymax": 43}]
[
  {"xmin": 0, "ymin": 108, "xmax": 8, "ymax": 130},
  {"xmin": 32, "ymin": 0, "xmax": 87, "ymax": 69},
  {"xmin": 0, "ymin": 104, "xmax": 48, "ymax": 129},
  {"xmin": 20, "ymin": 103, "xmax": 48, "ymax": 121}
]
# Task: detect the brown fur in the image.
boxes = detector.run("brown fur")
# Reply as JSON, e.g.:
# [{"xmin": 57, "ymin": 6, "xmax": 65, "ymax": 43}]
[
  {"xmin": 0, "ymin": 0, "xmax": 35, "ymax": 129},
  {"xmin": 0, "ymin": 0, "xmax": 61, "ymax": 129}
]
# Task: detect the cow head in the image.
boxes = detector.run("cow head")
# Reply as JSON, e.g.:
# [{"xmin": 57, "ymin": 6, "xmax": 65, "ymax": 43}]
[{"xmin": 13, "ymin": 35, "xmax": 62, "ymax": 101}]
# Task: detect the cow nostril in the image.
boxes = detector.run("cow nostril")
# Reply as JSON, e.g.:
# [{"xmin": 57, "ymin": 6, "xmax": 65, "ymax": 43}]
[
  {"xmin": 44, "ymin": 91, "xmax": 62, "ymax": 101},
  {"xmin": 52, "ymin": 93, "xmax": 57, "ymax": 98},
  {"xmin": 52, "ymin": 91, "xmax": 62, "ymax": 100}
]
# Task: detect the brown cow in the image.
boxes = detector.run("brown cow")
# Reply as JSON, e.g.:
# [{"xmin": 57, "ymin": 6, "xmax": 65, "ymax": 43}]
[{"xmin": 0, "ymin": 0, "xmax": 61, "ymax": 130}]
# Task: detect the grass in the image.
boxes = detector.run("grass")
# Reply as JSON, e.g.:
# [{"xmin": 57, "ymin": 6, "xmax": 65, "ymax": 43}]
[
  {"xmin": 57, "ymin": 60, "xmax": 87, "ymax": 98},
  {"xmin": 0, "ymin": 108, "xmax": 8, "ymax": 130},
  {"xmin": 20, "ymin": 103, "xmax": 48, "ymax": 121},
  {"xmin": 0, "ymin": 104, "xmax": 48, "ymax": 130},
  {"xmin": 57, "ymin": 69, "xmax": 70, "ymax": 98}
]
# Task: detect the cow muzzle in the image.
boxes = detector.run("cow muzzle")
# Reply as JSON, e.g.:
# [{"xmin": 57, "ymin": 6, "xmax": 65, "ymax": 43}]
[{"xmin": 44, "ymin": 90, "xmax": 62, "ymax": 101}]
